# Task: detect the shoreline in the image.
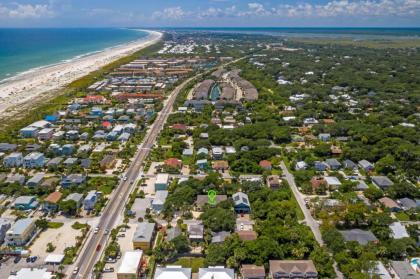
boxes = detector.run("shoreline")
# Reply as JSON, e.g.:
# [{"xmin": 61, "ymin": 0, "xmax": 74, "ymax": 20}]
[{"xmin": 0, "ymin": 29, "xmax": 163, "ymax": 115}]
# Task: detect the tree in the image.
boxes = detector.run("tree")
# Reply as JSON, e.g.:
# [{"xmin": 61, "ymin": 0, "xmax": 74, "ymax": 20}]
[
  {"xmin": 170, "ymin": 235, "xmax": 190, "ymax": 254},
  {"xmin": 35, "ymin": 219, "xmax": 48, "ymax": 230},
  {"xmin": 200, "ymin": 202, "xmax": 235, "ymax": 232},
  {"xmin": 59, "ymin": 200, "xmax": 78, "ymax": 216}
]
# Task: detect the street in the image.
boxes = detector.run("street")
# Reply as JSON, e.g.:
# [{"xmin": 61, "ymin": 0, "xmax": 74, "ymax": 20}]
[
  {"xmin": 70, "ymin": 75, "xmax": 199, "ymax": 279},
  {"xmin": 280, "ymin": 161, "xmax": 344, "ymax": 279}
]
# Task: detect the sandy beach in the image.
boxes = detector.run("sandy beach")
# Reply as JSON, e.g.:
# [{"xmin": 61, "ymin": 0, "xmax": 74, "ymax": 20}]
[{"xmin": 0, "ymin": 30, "xmax": 162, "ymax": 115}]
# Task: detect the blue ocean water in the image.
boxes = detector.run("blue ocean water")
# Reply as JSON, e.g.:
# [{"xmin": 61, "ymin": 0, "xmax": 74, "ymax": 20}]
[
  {"xmin": 165, "ymin": 27, "xmax": 420, "ymax": 39},
  {"xmin": 0, "ymin": 28, "xmax": 148, "ymax": 82}
]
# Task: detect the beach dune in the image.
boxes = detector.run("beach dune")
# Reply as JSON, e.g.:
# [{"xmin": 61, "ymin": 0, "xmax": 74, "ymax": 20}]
[{"xmin": 0, "ymin": 30, "xmax": 162, "ymax": 115}]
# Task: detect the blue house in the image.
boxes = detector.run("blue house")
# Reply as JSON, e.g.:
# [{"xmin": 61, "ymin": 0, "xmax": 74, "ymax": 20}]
[
  {"xmin": 23, "ymin": 152, "xmax": 45, "ymax": 168},
  {"xmin": 83, "ymin": 190, "xmax": 99, "ymax": 211},
  {"xmin": 90, "ymin": 107, "xmax": 103, "ymax": 116},
  {"xmin": 314, "ymin": 161, "xmax": 328, "ymax": 171},
  {"xmin": 60, "ymin": 174, "xmax": 86, "ymax": 188},
  {"xmin": 318, "ymin": 133, "xmax": 331, "ymax": 142},
  {"xmin": 13, "ymin": 196, "xmax": 38, "ymax": 210},
  {"xmin": 3, "ymin": 152, "xmax": 23, "ymax": 168},
  {"xmin": 106, "ymin": 131, "xmax": 118, "ymax": 141},
  {"xmin": 19, "ymin": 127, "xmax": 39, "ymax": 138},
  {"xmin": 196, "ymin": 159, "xmax": 208, "ymax": 169},
  {"xmin": 44, "ymin": 115, "xmax": 58, "ymax": 122},
  {"xmin": 62, "ymin": 144, "xmax": 75, "ymax": 155},
  {"xmin": 233, "ymin": 192, "xmax": 251, "ymax": 214}
]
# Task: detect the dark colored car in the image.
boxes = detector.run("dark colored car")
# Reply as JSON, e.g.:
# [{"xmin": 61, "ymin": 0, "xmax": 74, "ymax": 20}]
[
  {"xmin": 96, "ymin": 244, "xmax": 101, "ymax": 252},
  {"xmin": 14, "ymin": 257, "xmax": 21, "ymax": 264}
]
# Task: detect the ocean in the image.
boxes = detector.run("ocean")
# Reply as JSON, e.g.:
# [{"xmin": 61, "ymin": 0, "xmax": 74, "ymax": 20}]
[
  {"xmin": 164, "ymin": 27, "xmax": 420, "ymax": 39},
  {"xmin": 0, "ymin": 28, "xmax": 148, "ymax": 82}
]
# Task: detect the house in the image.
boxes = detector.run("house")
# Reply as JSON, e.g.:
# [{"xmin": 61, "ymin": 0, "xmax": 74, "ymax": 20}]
[
  {"xmin": 182, "ymin": 148, "xmax": 193, "ymax": 156},
  {"xmin": 47, "ymin": 157, "xmax": 63, "ymax": 169},
  {"xmin": 358, "ymin": 160, "xmax": 374, "ymax": 171},
  {"xmin": 154, "ymin": 266, "xmax": 192, "ymax": 279},
  {"xmin": 166, "ymin": 227, "xmax": 181, "ymax": 242},
  {"xmin": 225, "ymin": 146, "xmax": 236, "ymax": 155},
  {"xmin": 343, "ymin": 159, "xmax": 357, "ymax": 169},
  {"xmin": 187, "ymin": 224, "xmax": 204, "ymax": 241},
  {"xmin": 62, "ymin": 144, "xmax": 75, "ymax": 155},
  {"xmin": 117, "ymin": 250, "xmax": 143, "ymax": 279},
  {"xmin": 130, "ymin": 198, "xmax": 152, "ymax": 219},
  {"xmin": 23, "ymin": 152, "xmax": 45, "ymax": 168},
  {"xmin": 390, "ymin": 261, "xmax": 419, "ymax": 279},
  {"xmin": 339, "ymin": 229, "xmax": 378, "ymax": 245},
  {"xmin": 266, "ymin": 175, "xmax": 281, "ymax": 189},
  {"xmin": 398, "ymin": 198, "xmax": 418, "ymax": 211},
  {"xmin": 172, "ymin": 124, "xmax": 187, "ymax": 132},
  {"xmin": 211, "ymin": 231, "xmax": 231, "ymax": 244},
  {"xmin": 325, "ymin": 158, "xmax": 341, "ymax": 170},
  {"xmin": 196, "ymin": 195, "xmax": 227, "ymax": 210},
  {"xmin": 310, "ymin": 177, "xmax": 326, "ymax": 192},
  {"xmin": 314, "ymin": 161, "xmax": 328, "ymax": 171},
  {"xmin": 295, "ymin": 161, "xmax": 308, "ymax": 170},
  {"xmin": 164, "ymin": 158, "xmax": 182, "ymax": 169},
  {"xmin": 41, "ymin": 177, "xmax": 59, "ymax": 189},
  {"xmin": 241, "ymin": 265, "xmax": 265, "ymax": 279},
  {"xmin": 379, "ymin": 197, "xmax": 401, "ymax": 212},
  {"xmin": 259, "ymin": 160, "xmax": 272, "ymax": 171},
  {"xmin": 212, "ymin": 147, "xmax": 224, "ymax": 159},
  {"xmin": 198, "ymin": 267, "xmax": 234, "ymax": 279},
  {"xmin": 3, "ymin": 152, "xmax": 23, "ymax": 168},
  {"xmin": 269, "ymin": 260, "xmax": 318, "ymax": 279},
  {"xmin": 0, "ymin": 143, "xmax": 17, "ymax": 152},
  {"xmin": 43, "ymin": 191, "xmax": 62, "ymax": 213},
  {"xmin": 83, "ymin": 190, "xmax": 99, "ymax": 211},
  {"xmin": 371, "ymin": 262, "xmax": 392, "ymax": 279},
  {"xmin": 197, "ymin": 147, "xmax": 209, "ymax": 156},
  {"xmin": 26, "ymin": 143, "xmax": 41, "ymax": 152},
  {"xmin": 19, "ymin": 126, "xmax": 39, "ymax": 138},
  {"xmin": 132, "ymin": 222, "xmax": 156, "ymax": 250},
  {"xmin": 196, "ymin": 159, "xmax": 208, "ymax": 169},
  {"xmin": 212, "ymin": 160, "xmax": 229, "ymax": 172},
  {"xmin": 13, "ymin": 196, "xmax": 38, "ymax": 210},
  {"xmin": 0, "ymin": 218, "xmax": 12, "ymax": 244},
  {"xmin": 155, "ymin": 173, "xmax": 169, "ymax": 191},
  {"xmin": 389, "ymin": 222, "xmax": 409, "ymax": 239},
  {"xmin": 63, "ymin": 157, "xmax": 78, "ymax": 167},
  {"xmin": 66, "ymin": 130, "xmax": 79, "ymax": 140},
  {"xmin": 356, "ymin": 180, "xmax": 369, "ymax": 191},
  {"xmin": 5, "ymin": 218, "xmax": 36, "ymax": 246},
  {"xmin": 152, "ymin": 191, "xmax": 168, "ymax": 212},
  {"xmin": 200, "ymin": 133, "xmax": 209, "ymax": 139},
  {"xmin": 233, "ymin": 192, "xmax": 251, "ymax": 214},
  {"xmin": 64, "ymin": 193, "xmax": 84, "ymax": 208},
  {"xmin": 237, "ymin": 230, "xmax": 257, "ymax": 241},
  {"xmin": 5, "ymin": 173, "xmax": 25, "ymax": 185},
  {"xmin": 324, "ymin": 176, "xmax": 342, "ymax": 189},
  {"xmin": 80, "ymin": 159, "xmax": 92, "ymax": 169},
  {"xmin": 26, "ymin": 172, "xmax": 45, "ymax": 187},
  {"xmin": 318, "ymin": 133, "xmax": 331, "ymax": 141},
  {"xmin": 60, "ymin": 174, "xmax": 86, "ymax": 188},
  {"xmin": 372, "ymin": 176, "xmax": 394, "ymax": 189},
  {"xmin": 100, "ymin": 154, "xmax": 117, "ymax": 170},
  {"xmin": 38, "ymin": 128, "xmax": 54, "ymax": 140}
]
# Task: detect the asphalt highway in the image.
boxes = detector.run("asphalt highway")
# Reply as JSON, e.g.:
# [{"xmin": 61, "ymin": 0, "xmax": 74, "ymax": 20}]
[{"xmin": 71, "ymin": 75, "xmax": 197, "ymax": 279}]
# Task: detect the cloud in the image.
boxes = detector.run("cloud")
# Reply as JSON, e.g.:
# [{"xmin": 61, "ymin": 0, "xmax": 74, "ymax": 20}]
[
  {"xmin": 0, "ymin": 3, "xmax": 55, "ymax": 20},
  {"xmin": 152, "ymin": 6, "xmax": 187, "ymax": 20},
  {"xmin": 0, "ymin": 3, "xmax": 54, "ymax": 19},
  {"xmin": 150, "ymin": 0, "xmax": 420, "ymax": 21}
]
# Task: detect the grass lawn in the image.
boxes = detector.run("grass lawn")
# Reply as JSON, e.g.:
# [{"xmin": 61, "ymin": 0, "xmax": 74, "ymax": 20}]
[
  {"xmin": 173, "ymin": 257, "xmax": 205, "ymax": 273},
  {"xmin": 395, "ymin": 212, "xmax": 410, "ymax": 221},
  {"xmin": 47, "ymin": 222, "xmax": 64, "ymax": 229},
  {"xmin": 72, "ymin": 221, "xmax": 89, "ymax": 230}
]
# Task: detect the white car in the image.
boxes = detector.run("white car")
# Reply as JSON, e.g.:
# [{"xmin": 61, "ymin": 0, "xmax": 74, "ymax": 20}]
[
  {"xmin": 94, "ymin": 227, "xmax": 99, "ymax": 234},
  {"xmin": 73, "ymin": 267, "xmax": 79, "ymax": 274}
]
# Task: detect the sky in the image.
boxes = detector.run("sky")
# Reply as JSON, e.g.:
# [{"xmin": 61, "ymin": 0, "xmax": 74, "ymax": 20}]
[{"xmin": 0, "ymin": 0, "xmax": 419, "ymax": 28}]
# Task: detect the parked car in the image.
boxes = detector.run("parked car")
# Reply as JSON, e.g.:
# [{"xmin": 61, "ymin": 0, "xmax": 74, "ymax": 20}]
[
  {"xmin": 103, "ymin": 267, "xmax": 114, "ymax": 273},
  {"xmin": 73, "ymin": 267, "xmax": 79, "ymax": 274},
  {"xmin": 13, "ymin": 257, "xmax": 21, "ymax": 264}
]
